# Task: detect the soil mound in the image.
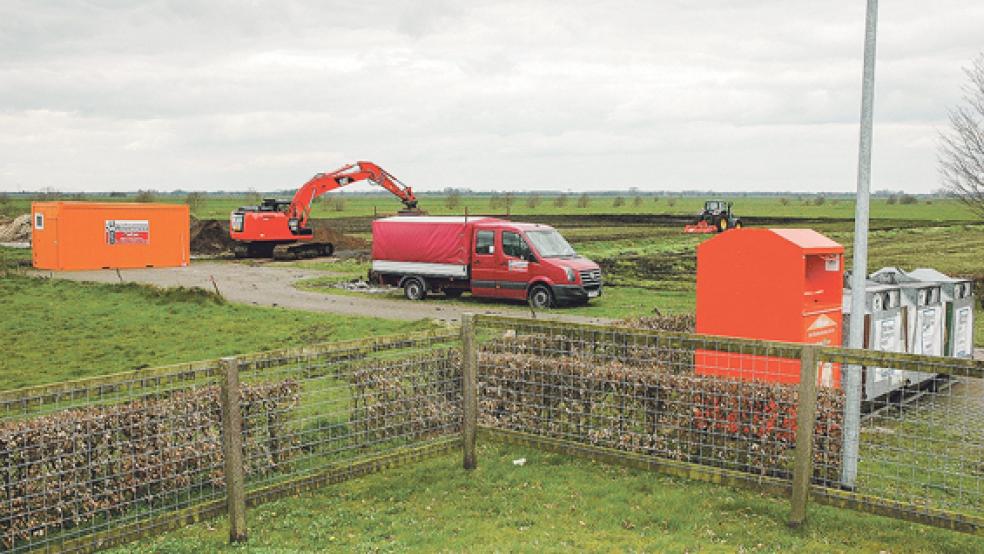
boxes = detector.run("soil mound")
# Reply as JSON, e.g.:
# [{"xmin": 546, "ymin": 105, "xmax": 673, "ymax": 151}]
[
  {"xmin": 0, "ymin": 214, "xmax": 32, "ymax": 242},
  {"xmin": 188, "ymin": 218, "xmax": 368, "ymax": 255},
  {"xmin": 309, "ymin": 220, "xmax": 368, "ymax": 250},
  {"xmin": 190, "ymin": 219, "xmax": 237, "ymax": 255}
]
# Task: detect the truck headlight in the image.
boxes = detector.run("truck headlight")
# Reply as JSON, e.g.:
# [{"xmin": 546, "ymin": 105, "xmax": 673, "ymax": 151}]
[{"xmin": 565, "ymin": 267, "xmax": 576, "ymax": 283}]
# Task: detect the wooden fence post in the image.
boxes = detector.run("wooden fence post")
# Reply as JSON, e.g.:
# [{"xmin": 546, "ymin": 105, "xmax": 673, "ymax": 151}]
[
  {"xmin": 789, "ymin": 345, "xmax": 819, "ymax": 527},
  {"xmin": 220, "ymin": 356, "xmax": 247, "ymax": 543},
  {"xmin": 461, "ymin": 313, "xmax": 478, "ymax": 470}
]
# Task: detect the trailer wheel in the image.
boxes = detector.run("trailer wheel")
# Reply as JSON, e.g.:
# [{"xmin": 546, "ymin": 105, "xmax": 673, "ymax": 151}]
[
  {"xmin": 528, "ymin": 284, "xmax": 554, "ymax": 309},
  {"xmin": 403, "ymin": 277, "xmax": 427, "ymax": 301}
]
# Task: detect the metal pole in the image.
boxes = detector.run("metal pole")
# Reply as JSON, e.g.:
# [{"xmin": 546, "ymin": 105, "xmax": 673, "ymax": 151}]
[{"xmin": 842, "ymin": 0, "xmax": 878, "ymax": 490}]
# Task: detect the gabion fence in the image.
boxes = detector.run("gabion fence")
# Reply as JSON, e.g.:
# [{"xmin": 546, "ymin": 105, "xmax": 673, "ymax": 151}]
[
  {"xmin": 0, "ymin": 330, "xmax": 459, "ymax": 553},
  {"xmin": 816, "ymin": 347, "xmax": 984, "ymax": 532},
  {"xmin": 3, "ymin": 316, "xmax": 983, "ymax": 552},
  {"xmin": 469, "ymin": 314, "xmax": 984, "ymax": 534}
]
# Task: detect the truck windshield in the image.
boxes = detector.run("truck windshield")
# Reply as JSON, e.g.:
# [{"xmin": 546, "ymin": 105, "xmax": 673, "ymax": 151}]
[{"xmin": 525, "ymin": 230, "xmax": 576, "ymax": 258}]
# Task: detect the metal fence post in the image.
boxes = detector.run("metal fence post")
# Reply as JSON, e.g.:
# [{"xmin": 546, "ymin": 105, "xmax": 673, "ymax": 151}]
[
  {"xmin": 461, "ymin": 313, "xmax": 478, "ymax": 470},
  {"xmin": 789, "ymin": 345, "xmax": 819, "ymax": 527},
  {"xmin": 220, "ymin": 356, "xmax": 247, "ymax": 543}
]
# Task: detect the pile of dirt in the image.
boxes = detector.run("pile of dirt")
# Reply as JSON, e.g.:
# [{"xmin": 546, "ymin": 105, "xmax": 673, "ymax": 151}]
[
  {"xmin": 190, "ymin": 219, "xmax": 237, "ymax": 255},
  {"xmin": 188, "ymin": 218, "xmax": 368, "ymax": 255},
  {"xmin": 0, "ymin": 214, "xmax": 31, "ymax": 243},
  {"xmin": 309, "ymin": 220, "xmax": 368, "ymax": 250}
]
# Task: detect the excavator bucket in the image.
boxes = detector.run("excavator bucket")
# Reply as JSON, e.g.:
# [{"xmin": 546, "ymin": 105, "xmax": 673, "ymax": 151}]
[{"xmin": 684, "ymin": 221, "xmax": 716, "ymax": 234}]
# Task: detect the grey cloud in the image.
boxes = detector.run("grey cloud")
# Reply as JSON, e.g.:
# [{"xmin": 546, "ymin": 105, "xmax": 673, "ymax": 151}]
[{"xmin": 0, "ymin": 0, "xmax": 981, "ymax": 193}]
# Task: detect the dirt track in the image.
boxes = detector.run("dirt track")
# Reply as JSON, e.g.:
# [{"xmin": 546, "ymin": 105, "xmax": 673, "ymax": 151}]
[{"xmin": 37, "ymin": 262, "xmax": 613, "ymax": 325}]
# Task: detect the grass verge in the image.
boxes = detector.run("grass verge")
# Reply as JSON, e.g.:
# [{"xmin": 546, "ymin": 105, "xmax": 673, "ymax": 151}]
[
  {"xmin": 0, "ymin": 274, "xmax": 427, "ymax": 390},
  {"xmin": 118, "ymin": 442, "xmax": 984, "ymax": 553}
]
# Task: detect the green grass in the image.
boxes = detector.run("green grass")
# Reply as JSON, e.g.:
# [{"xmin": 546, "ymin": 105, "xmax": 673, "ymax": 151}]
[
  {"xmin": 118, "ymin": 442, "xmax": 984, "ymax": 553},
  {"xmin": 5, "ymin": 194, "xmax": 977, "ymax": 221},
  {"xmin": 0, "ymin": 274, "xmax": 429, "ymax": 390}
]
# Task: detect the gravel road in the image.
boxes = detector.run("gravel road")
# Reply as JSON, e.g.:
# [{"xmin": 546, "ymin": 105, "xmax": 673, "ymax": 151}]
[{"xmin": 37, "ymin": 261, "xmax": 613, "ymax": 325}]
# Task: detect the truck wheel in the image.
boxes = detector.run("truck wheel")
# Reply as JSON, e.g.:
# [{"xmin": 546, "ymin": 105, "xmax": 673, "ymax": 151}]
[
  {"xmin": 403, "ymin": 277, "xmax": 427, "ymax": 301},
  {"xmin": 528, "ymin": 284, "xmax": 554, "ymax": 309}
]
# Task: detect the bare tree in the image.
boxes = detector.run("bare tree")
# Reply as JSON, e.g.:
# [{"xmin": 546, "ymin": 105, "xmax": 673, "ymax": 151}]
[
  {"xmin": 939, "ymin": 53, "xmax": 984, "ymax": 219},
  {"xmin": 185, "ymin": 191, "xmax": 205, "ymax": 214},
  {"xmin": 134, "ymin": 189, "xmax": 156, "ymax": 202},
  {"xmin": 445, "ymin": 190, "xmax": 462, "ymax": 210}
]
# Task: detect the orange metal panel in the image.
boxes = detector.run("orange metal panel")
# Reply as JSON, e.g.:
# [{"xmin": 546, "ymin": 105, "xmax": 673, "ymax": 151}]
[
  {"xmin": 695, "ymin": 228, "xmax": 844, "ymax": 387},
  {"xmin": 31, "ymin": 202, "xmax": 190, "ymax": 270}
]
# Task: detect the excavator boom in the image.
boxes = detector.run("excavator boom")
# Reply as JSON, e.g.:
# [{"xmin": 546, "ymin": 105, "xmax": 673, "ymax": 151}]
[
  {"xmin": 288, "ymin": 161, "xmax": 418, "ymax": 228},
  {"xmin": 229, "ymin": 161, "xmax": 420, "ymax": 259}
]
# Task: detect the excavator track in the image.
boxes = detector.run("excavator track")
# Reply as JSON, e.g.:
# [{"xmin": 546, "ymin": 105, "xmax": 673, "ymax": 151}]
[{"xmin": 272, "ymin": 242, "xmax": 334, "ymax": 260}]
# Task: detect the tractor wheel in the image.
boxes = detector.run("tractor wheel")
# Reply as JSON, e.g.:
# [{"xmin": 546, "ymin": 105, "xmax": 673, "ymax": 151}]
[
  {"xmin": 528, "ymin": 284, "xmax": 554, "ymax": 309},
  {"xmin": 403, "ymin": 277, "xmax": 427, "ymax": 301},
  {"xmin": 733, "ymin": 220, "xmax": 742, "ymax": 229},
  {"xmin": 717, "ymin": 218, "xmax": 729, "ymax": 232}
]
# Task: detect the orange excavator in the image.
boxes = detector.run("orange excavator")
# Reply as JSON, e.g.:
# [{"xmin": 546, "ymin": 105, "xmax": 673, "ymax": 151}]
[{"xmin": 230, "ymin": 161, "xmax": 420, "ymax": 258}]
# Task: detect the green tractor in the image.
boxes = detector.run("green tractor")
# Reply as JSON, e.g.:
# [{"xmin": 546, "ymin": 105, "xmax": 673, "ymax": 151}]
[{"xmin": 684, "ymin": 200, "xmax": 743, "ymax": 233}]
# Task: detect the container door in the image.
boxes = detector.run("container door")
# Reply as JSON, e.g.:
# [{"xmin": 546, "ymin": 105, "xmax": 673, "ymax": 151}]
[
  {"xmin": 953, "ymin": 302, "xmax": 973, "ymax": 358},
  {"xmin": 31, "ymin": 208, "xmax": 59, "ymax": 269},
  {"xmin": 470, "ymin": 229, "xmax": 497, "ymax": 297}
]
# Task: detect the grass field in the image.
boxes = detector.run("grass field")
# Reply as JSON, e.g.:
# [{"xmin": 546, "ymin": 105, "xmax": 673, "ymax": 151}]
[
  {"xmin": 116, "ymin": 442, "xmax": 984, "ymax": 553},
  {"xmin": 287, "ymin": 219, "xmax": 984, "ymax": 343},
  {"xmin": 3, "ymin": 193, "xmax": 978, "ymax": 222},
  {"xmin": 0, "ymin": 269, "xmax": 423, "ymax": 390}
]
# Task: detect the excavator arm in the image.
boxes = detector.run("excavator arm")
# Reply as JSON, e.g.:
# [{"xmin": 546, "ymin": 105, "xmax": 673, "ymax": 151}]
[{"xmin": 288, "ymin": 161, "xmax": 417, "ymax": 229}]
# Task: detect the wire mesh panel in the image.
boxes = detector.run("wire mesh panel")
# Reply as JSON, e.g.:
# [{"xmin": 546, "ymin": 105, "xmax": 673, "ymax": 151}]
[
  {"xmin": 815, "ymin": 349, "xmax": 984, "ymax": 527},
  {"xmin": 0, "ymin": 331, "xmax": 461, "ymax": 553},
  {"xmin": 0, "ymin": 362, "xmax": 232, "ymax": 553},
  {"xmin": 239, "ymin": 332, "xmax": 462, "ymax": 496},
  {"xmin": 474, "ymin": 315, "xmax": 843, "ymax": 486}
]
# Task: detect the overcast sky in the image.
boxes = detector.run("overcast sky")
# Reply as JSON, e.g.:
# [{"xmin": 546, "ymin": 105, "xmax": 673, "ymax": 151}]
[{"xmin": 1, "ymin": 1, "xmax": 981, "ymax": 194}]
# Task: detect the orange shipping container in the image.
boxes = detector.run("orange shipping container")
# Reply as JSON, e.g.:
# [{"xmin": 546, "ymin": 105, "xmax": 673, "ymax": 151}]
[{"xmin": 31, "ymin": 202, "xmax": 190, "ymax": 270}]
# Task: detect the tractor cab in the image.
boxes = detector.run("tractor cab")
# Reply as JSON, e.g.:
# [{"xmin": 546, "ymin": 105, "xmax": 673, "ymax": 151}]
[
  {"xmin": 703, "ymin": 200, "xmax": 730, "ymax": 214},
  {"xmin": 684, "ymin": 200, "xmax": 743, "ymax": 234}
]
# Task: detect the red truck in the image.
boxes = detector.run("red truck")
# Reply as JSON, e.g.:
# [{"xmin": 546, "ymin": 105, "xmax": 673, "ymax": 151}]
[{"xmin": 370, "ymin": 216, "xmax": 602, "ymax": 308}]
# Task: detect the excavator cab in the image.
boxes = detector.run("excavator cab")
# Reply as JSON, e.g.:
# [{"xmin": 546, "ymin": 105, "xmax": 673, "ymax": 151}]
[{"xmin": 259, "ymin": 198, "xmax": 291, "ymax": 212}]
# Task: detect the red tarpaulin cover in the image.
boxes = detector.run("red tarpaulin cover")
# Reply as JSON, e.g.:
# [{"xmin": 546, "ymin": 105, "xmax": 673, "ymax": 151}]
[{"xmin": 371, "ymin": 217, "xmax": 498, "ymax": 265}]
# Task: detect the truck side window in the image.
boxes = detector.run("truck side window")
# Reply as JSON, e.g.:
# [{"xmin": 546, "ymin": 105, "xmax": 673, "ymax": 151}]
[
  {"xmin": 475, "ymin": 230, "xmax": 494, "ymax": 255},
  {"xmin": 502, "ymin": 232, "xmax": 529, "ymax": 259}
]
